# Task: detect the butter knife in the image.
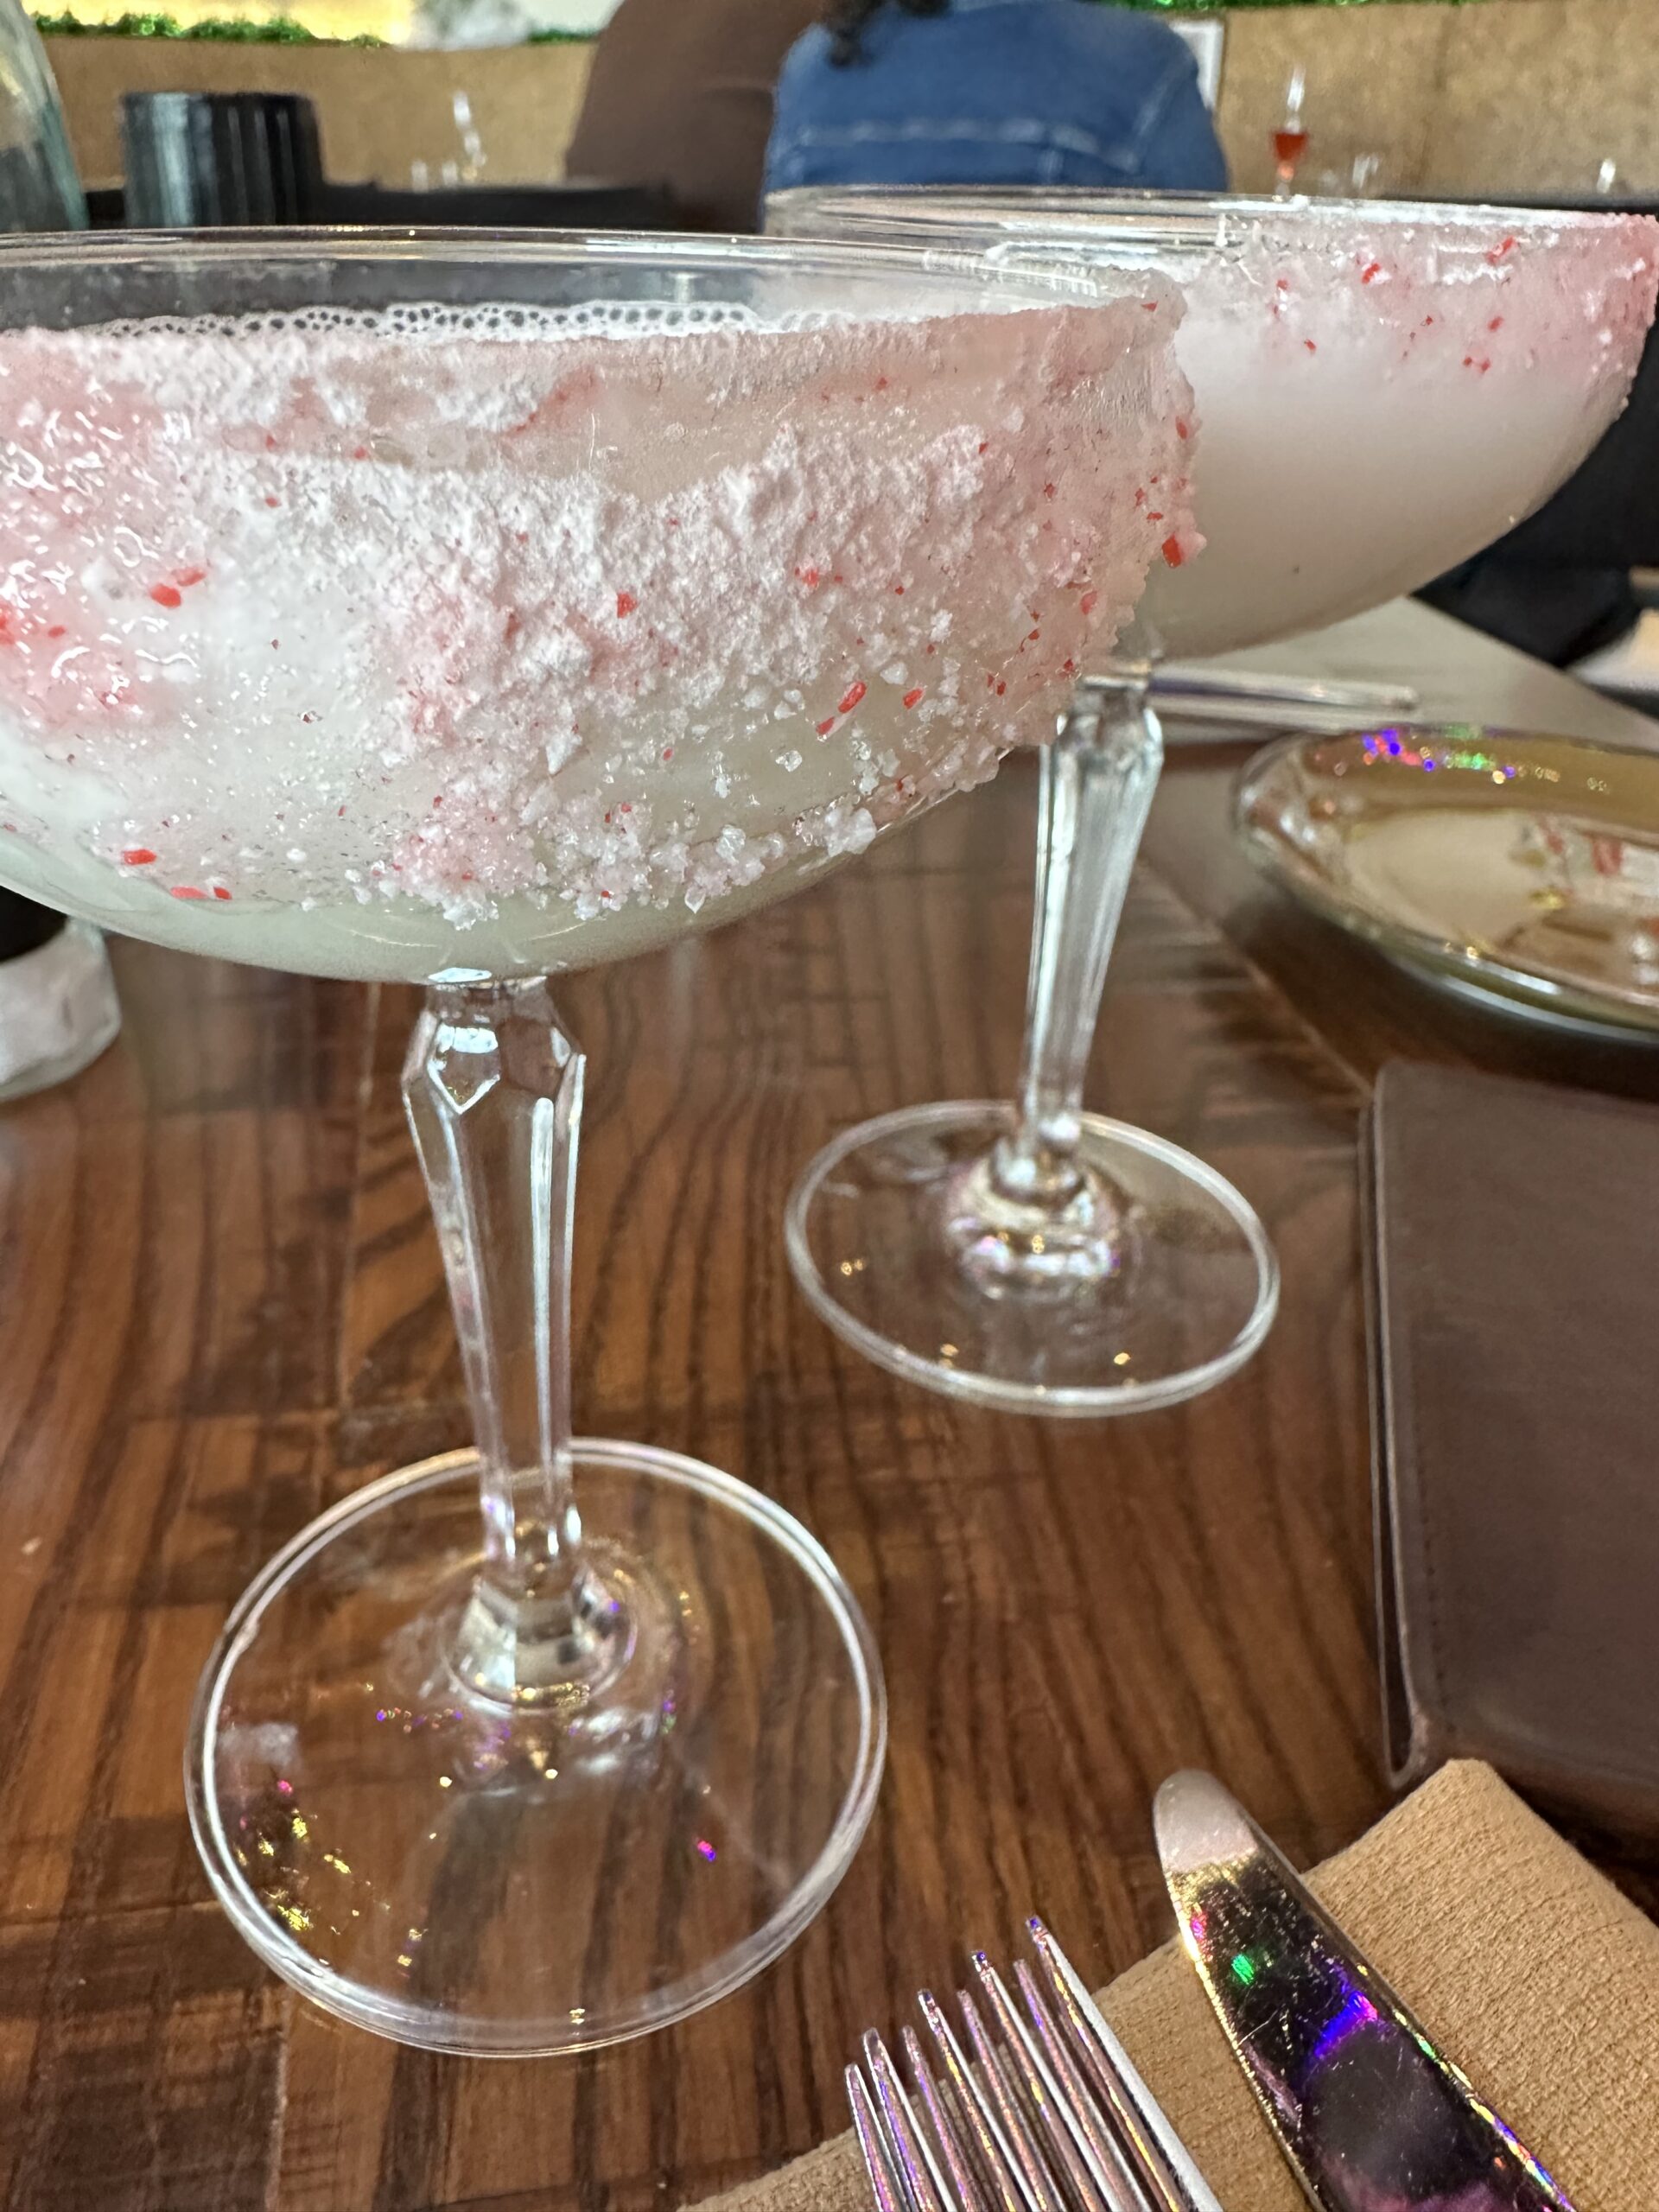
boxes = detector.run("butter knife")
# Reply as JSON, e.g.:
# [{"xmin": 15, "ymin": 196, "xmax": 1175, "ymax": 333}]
[
  {"xmin": 1154, "ymin": 1771, "xmax": 1574, "ymax": 2212},
  {"xmin": 1150, "ymin": 668, "xmax": 1421, "ymax": 739}
]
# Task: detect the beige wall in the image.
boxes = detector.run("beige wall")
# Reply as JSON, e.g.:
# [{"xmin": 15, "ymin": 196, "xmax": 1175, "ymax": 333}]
[
  {"xmin": 1213, "ymin": 0, "xmax": 1659, "ymax": 199},
  {"xmin": 46, "ymin": 35, "xmax": 595, "ymax": 191},
  {"xmin": 42, "ymin": 0, "xmax": 1659, "ymax": 201}
]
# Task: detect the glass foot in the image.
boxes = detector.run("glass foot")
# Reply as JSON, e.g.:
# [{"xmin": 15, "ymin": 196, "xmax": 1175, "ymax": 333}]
[
  {"xmin": 186, "ymin": 1443, "xmax": 884, "ymax": 2056},
  {"xmin": 787, "ymin": 1101, "xmax": 1279, "ymax": 1417}
]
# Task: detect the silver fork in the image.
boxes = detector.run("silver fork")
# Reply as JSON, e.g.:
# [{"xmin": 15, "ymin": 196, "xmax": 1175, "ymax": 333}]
[{"xmin": 848, "ymin": 1919, "xmax": 1225, "ymax": 2212}]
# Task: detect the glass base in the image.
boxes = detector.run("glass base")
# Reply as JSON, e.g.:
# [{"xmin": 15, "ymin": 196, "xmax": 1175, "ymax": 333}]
[
  {"xmin": 186, "ymin": 1443, "xmax": 885, "ymax": 2056},
  {"xmin": 786, "ymin": 1102, "xmax": 1279, "ymax": 1417}
]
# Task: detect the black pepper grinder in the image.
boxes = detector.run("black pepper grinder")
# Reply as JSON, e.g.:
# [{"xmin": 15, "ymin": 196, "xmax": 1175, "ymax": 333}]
[{"xmin": 120, "ymin": 92, "xmax": 324, "ymax": 228}]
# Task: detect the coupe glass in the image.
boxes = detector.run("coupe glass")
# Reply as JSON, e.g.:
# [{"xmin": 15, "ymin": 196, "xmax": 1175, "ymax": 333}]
[
  {"xmin": 766, "ymin": 188, "xmax": 1659, "ymax": 1415},
  {"xmin": 0, "ymin": 229, "xmax": 1192, "ymax": 2050}
]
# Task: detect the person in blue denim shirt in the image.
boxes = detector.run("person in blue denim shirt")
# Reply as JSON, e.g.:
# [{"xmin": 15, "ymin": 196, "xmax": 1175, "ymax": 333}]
[{"xmin": 765, "ymin": 0, "xmax": 1227, "ymax": 205}]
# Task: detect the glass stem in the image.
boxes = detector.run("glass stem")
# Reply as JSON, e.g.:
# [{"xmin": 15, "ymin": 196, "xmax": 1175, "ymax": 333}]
[
  {"xmin": 404, "ymin": 976, "xmax": 619, "ymax": 1708},
  {"xmin": 990, "ymin": 663, "xmax": 1162, "ymax": 1214}
]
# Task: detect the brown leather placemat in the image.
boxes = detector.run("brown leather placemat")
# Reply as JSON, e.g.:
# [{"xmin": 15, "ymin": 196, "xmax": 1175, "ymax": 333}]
[{"xmin": 1368, "ymin": 1060, "xmax": 1659, "ymax": 1832}]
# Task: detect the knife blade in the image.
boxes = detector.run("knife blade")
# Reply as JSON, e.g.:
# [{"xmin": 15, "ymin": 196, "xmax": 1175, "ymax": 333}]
[
  {"xmin": 1154, "ymin": 1770, "xmax": 1573, "ymax": 2212},
  {"xmin": 1152, "ymin": 668, "xmax": 1420, "ymax": 717}
]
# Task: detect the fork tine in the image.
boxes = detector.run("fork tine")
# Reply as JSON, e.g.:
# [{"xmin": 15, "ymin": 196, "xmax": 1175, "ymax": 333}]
[
  {"xmin": 1013, "ymin": 1964, "xmax": 1159, "ymax": 2202},
  {"xmin": 969, "ymin": 1952, "xmax": 1131, "ymax": 2212},
  {"xmin": 919, "ymin": 1989, "xmax": 1036, "ymax": 2212},
  {"xmin": 865, "ymin": 2029, "xmax": 957, "ymax": 2212},
  {"xmin": 849, "ymin": 2062, "xmax": 912, "ymax": 2212},
  {"xmin": 902, "ymin": 2026, "xmax": 994, "ymax": 2212},
  {"xmin": 1011, "ymin": 1958, "xmax": 1157, "ymax": 2212},
  {"xmin": 1027, "ymin": 1919, "xmax": 1225, "ymax": 2212},
  {"xmin": 958, "ymin": 1986, "xmax": 1071, "ymax": 2212},
  {"xmin": 854, "ymin": 1923, "xmax": 1227, "ymax": 2212}
]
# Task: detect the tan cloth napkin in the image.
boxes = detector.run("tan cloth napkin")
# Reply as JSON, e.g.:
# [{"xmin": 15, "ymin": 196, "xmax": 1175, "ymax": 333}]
[{"xmin": 696, "ymin": 1761, "xmax": 1659, "ymax": 2211}]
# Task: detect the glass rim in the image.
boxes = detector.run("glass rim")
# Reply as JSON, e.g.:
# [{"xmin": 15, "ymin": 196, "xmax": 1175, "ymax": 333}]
[
  {"xmin": 0, "ymin": 220, "xmax": 1122, "ymax": 306},
  {"xmin": 764, "ymin": 183, "xmax": 1656, "ymax": 253}
]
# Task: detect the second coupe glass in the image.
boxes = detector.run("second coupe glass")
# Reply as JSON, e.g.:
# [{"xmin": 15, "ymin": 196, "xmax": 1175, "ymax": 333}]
[{"xmin": 769, "ymin": 188, "xmax": 1658, "ymax": 1415}]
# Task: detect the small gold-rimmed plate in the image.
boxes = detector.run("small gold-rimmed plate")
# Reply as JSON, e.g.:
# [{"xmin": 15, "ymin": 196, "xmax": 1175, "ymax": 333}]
[{"xmin": 1236, "ymin": 723, "xmax": 1659, "ymax": 1038}]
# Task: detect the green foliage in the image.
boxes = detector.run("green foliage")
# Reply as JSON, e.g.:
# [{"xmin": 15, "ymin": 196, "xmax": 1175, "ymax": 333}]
[
  {"xmin": 32, "ymin": 10, "xmax": 384, "ymax": 40},
  {"xmin": 29, "ymin": 0, "xmax": 1485, "ymax": 44}
]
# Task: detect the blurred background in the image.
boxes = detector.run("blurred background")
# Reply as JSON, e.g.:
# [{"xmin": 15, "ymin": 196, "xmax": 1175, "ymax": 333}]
[{"xmin": 25, "ymin": 0, "xmax": 1659, "ymax": 206}]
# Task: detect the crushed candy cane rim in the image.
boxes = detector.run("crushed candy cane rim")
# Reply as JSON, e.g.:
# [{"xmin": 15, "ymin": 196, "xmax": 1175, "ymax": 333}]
[
  {"xmin": 764, "ymin": 188, "xmax": 1658, "ymax": 383},
  {"xmin": 0, "ymin": 243, "xmax": 1195, "ymax": 969}
]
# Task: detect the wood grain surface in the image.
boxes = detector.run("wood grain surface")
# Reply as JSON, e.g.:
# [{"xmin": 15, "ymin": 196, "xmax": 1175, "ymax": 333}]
[{"xmin": 0, "ymin": 740, "xmax": 1653, "ymax": 2210}]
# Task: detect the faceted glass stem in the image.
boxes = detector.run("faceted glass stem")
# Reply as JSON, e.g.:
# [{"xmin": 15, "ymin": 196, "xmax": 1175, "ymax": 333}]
[
  {"xmin": 192, "ymin": 971, "xmax": 887, "ymax": 2051},
  {"xmin": 403, "ymin": 976, "xmax": 622, "ymax": 1707},
  {"xmin": 950, "ymin": 667, "xmax": 1162, "ymax": 1293}
]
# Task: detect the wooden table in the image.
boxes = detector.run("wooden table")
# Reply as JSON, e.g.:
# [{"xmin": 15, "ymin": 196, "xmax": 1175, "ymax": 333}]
[{"xmin": 2, "ymin": 612, "xmax": 1656, "ymax": 2209}]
